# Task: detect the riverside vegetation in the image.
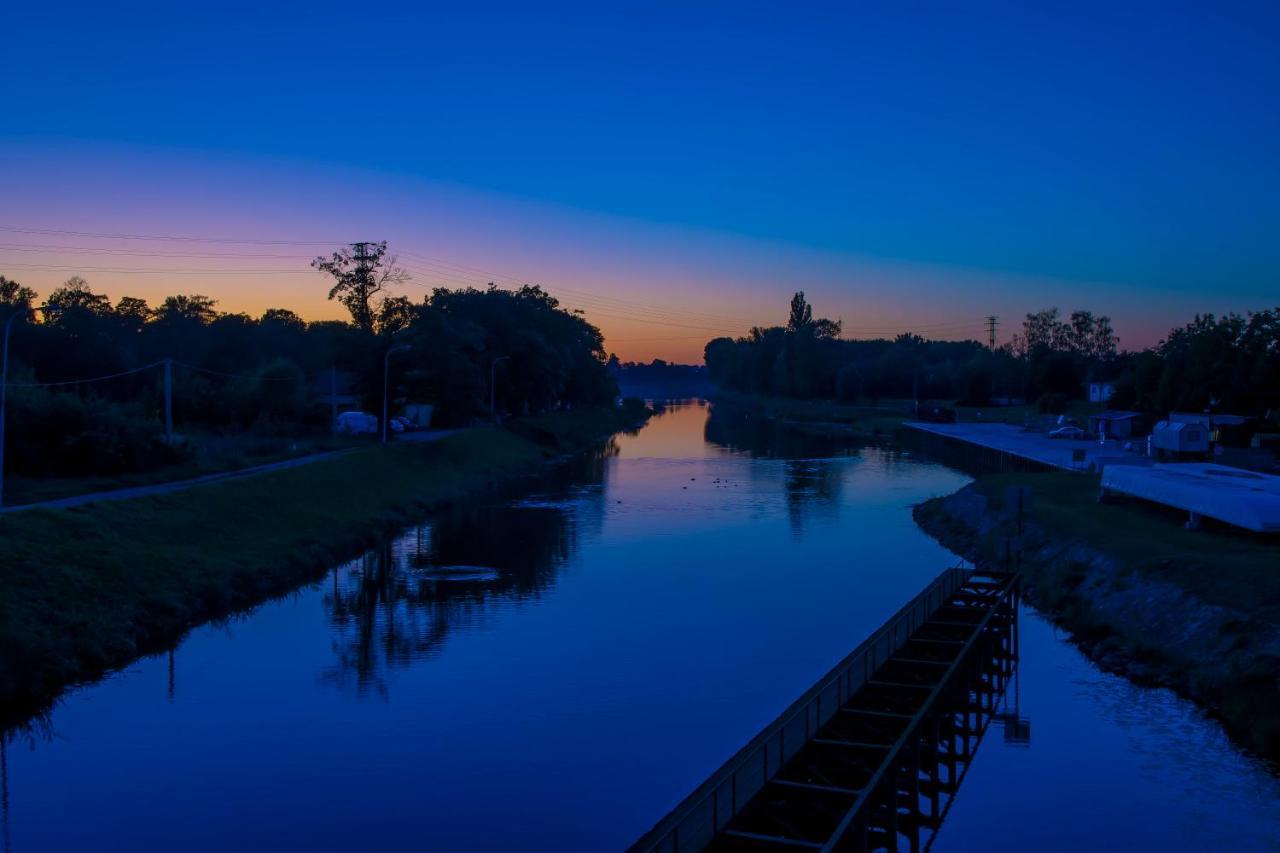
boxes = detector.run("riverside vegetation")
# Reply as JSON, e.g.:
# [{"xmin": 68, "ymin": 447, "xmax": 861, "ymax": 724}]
[
  {"xmin": 914, "ymin": 472, "xmax": 1280, "ymax": 761},
  {"xmin": 2, "ymin": 249, "xmax": 646, "ymax": 722},
  {"xmin": 0, "ymin": 402, "xmax": 649, "ymax": 725}
]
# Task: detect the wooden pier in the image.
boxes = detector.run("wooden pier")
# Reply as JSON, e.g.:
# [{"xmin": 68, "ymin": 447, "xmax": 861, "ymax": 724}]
[{"xmin": 632, "ymin": 569, "xmax": 1019, "ymax": 853}]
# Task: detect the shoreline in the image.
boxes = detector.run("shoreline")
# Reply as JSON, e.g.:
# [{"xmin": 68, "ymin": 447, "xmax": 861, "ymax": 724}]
[
  {"xmin": 705, "ymin": 390, "xmax": 912, "ymax": 438},
  {"xmin": 706, "ymin": 390, "xmax": 1280, "ymax": 763},
  {"xmin": 0, "ymin": 403, "xmax": 649, "ymax": 727},
  {"xmin": 914, "ymin": 475, "xmax": 1280, "ymax": 763}
]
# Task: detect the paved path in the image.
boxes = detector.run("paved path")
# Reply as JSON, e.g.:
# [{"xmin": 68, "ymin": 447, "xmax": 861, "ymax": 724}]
[
  {"xmin": 905, "ymin": 421, "xmax": 1148, "ymax": 472},
  {"xmin": 1, "ymin": 429, "xmax": 459, "ymax": 514}
]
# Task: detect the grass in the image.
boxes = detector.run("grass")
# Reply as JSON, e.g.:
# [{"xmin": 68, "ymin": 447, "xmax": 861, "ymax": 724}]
[
  {"xmin": 916, "ymin": 468, "xmax": 1280, "ymax": 758},
  {"xmin": 0, "ymin": 404, "xmax": 646, "ymax": 720},
  {"xmin": 708, "ymin": 391, "xmax": 915, "ymax": 435},
  {"xmin": 5, "ymin": 430, "xmax": 375, "ymax": 506},
  {"xmin": 710, "ymin": 391, "xmax": 1106, "ymax": 438},
  {"xmin": 973, "ymin": 471, "xmax": 1280, "ymax": 617},
  {"xmin": 952, "ymin": 399, "xmax": 1103, "ymax": 426}
]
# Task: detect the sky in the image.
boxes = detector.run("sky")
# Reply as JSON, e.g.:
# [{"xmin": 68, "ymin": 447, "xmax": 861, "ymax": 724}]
[{"xmin": 2, "ymin": 1, "xmax": 1278, "ymax": 362}]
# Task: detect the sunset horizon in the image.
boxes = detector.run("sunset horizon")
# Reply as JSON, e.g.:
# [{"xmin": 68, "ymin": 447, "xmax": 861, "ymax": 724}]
[
  {"xmin": 4, "ymin": 4, "xmax": 1279, "ymax": 851},
  {"xmin": 2, "ymin": 140, "xmax": 1266, "ymax": 363}
]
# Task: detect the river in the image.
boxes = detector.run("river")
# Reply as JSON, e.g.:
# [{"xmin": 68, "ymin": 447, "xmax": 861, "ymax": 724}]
[{"xmin": 3, "ymin": 401, "xmax": 1278, "ymax": 851}]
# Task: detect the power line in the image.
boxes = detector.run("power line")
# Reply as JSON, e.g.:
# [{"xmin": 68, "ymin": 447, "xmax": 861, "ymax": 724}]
[
  {"xmin": 7, "ymin": 360, "xmax": 166, "ymax": 387},
  {"xmin": 0, "ymin": 243, "xmax": 314, "ymax": 260},
  {"xmin": 174, "ymin": 362, "xmax": 300, "ymax": 382},
  {"xmin": 0, "ymin": 225, "xmax": 338, "ymax": 246},
  {"xmin": 2, "ymin": 226, "xmax": 992, "ymax": 340},
  {"xmin": 0, "ymin": 263, "xmax": 315, "ymax": 275}
]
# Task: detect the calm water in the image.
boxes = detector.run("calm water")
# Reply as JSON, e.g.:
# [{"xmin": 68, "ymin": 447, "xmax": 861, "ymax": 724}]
[{"xmin": 4, "ymin": 401, "xmax": 1278, "ymax": 851}]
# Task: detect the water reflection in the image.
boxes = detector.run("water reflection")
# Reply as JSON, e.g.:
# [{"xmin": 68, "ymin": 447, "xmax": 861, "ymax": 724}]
[
  {"xmin": 321, "ymin": 469, "xmax": 608, "ymax": 697},
  {"xmin": 1, "ymin": 401, "xmax": 1277, "ymax": 852},
  {"xmin": 870, "ymin": 594, "xmax": 1021, "ymax": 852},
  {"xmin": 703, "ymin": 403, "xmax": 862, "ymax": 459}
]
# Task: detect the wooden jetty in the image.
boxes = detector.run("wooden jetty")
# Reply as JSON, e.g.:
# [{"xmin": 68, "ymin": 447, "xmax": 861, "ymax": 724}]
[{"xmin": 632, "ymin": 568, "xmax": 1019, "ymax": 853}]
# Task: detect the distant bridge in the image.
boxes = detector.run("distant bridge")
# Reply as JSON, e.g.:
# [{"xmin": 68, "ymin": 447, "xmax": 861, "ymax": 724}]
[{"xmin": 632, "ymin": 568, "xmax": 1019, "ymax": 853}]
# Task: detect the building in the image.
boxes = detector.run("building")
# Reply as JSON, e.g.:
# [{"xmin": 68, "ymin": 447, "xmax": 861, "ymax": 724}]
[
  {"xmin": 1152, "ymin": 420, "xmax": 1209, "ymax": 457},
  {"xmin": 1208, "ymin": 414, "xmax": 1256, "ymax": 447},
  {"xmin": 1088, "ymin": 382, "xmax": 1116, "ymax": 403},
  {"xmin": 1169, "ymin": 412, "xmax": 1257, "ymax": 447},
  {"xmin": 1088, "ymin": 410, "xmax": 1145, "ymax": 440}
]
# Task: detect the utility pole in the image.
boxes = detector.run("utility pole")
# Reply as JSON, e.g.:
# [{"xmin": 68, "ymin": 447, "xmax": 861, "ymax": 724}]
[
  {"xmin": 490, "ymin": 356, "xmax": 510, "ymax": 423},
  {"xmin": 352, "ymin": 241, "xmax": 374, "ymax": 331},
  {"xmin": 382, "ymin": 343, "xmax": 411, "ymax": 445},
  {"xmin": 986, "ymin": 315, "xmax": 999, "ymax": 350},
  {"xmin": 0, "ymin": 307, "xmax": 31, "ymax": 511},
  {"xmin": 330, "ymin": 364, "xmax": 338, "ymax": 437},
  {"xmin": 163, "ymin": 358, "xmax": 174, "ymax": 443}
]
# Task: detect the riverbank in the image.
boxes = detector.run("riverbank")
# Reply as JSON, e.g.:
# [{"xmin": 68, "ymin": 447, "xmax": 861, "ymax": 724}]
[
  {"xmin": 0, "ymin": 402, "xmax": 649, "ymax": 723},
  {"xmin": 914, "ymin": 471, "xmax": 1280, "ymax": 761},
  {"xmin": 707, "ymin": 390, "xmax": 913, "ymax": 437}
]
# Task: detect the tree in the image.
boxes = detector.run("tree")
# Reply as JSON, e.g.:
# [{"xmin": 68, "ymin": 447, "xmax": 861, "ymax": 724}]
[
  {"xmin": 312, "ymin": 241, "xmax": 411, "ymax": 333},
  {"xmin": 260, "ymin": 308, "xmax": 306, "ymax": 331},
  {"xmin": 787, "ymin": 292, "xmax": 814, "ymax": 334},
  {"xmin": 1009, "ymin": 308, "xmax": 1066, "ymax": 357},
  {"xmin": 43, "ymin": 276, "xmax": 111, "ymax": 324},
  {"xmin": 377, "ymin": 295, "xmax": 418, "ymax": 336},
  {"xmin": 115, "ymin": 297, "xmax": 152, "ymax": 334},
  {"xmin": 0, "ymin": 275, "xmax": 37, "ymax": 310},
  {"xmin": 154, "ymin": 294, "xmax": 219, "ymax": 325}
]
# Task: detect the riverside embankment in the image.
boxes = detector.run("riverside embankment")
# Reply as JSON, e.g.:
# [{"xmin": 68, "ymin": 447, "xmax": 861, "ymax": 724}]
[
  {"xmin": 5, "ymin": 400, "xmax": 1280, "ymax": 851},
  {"xmin": 915, "ymin": 471, "xmax": 1280, "ymax": 761},
  {"xmin": 0, "ymin": 403, "xmax": 648, "ymax": 722}
]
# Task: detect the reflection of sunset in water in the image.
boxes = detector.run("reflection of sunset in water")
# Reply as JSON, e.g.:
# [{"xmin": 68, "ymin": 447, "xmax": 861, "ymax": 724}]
[{"xmin": 4, "ymin": 402, "xmax": 1278, "ymax": 851}]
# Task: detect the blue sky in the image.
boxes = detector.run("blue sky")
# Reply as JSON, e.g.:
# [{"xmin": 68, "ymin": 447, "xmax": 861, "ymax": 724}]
[{"xmin": 3, "ymin": 1, "xmax": 1278, "ymax": 358}]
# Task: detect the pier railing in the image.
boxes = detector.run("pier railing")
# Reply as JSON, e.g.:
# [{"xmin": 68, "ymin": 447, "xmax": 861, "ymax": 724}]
[{"xmin": 630, "ymin": 566, "xmax": 972, "ymax": 853}]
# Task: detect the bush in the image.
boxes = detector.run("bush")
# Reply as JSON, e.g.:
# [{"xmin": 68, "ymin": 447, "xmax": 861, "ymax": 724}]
[
  {"xmin": 7, "ymin": 388, "xmax": 191, "ymax": 477},
  {"xmin": 1037, "ymin": 392, "xmax": 1069, "ymax": 414}
]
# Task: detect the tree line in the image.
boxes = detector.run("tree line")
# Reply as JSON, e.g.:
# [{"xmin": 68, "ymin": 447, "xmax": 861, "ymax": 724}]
[
  {"xmin": 0, "ymin": 245, "xmax": 617, "ymax": 478},
  {"xmin": 705, "ymin": 292, "xmax": 1280, "ymax": 417}
]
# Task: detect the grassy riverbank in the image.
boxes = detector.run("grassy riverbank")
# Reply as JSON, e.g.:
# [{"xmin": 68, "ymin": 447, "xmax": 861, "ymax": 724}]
[
  {"xmin": 4, "ymin": 431, "xmax": 374, "ymax": 506},
  {"xmin": 0, "ymin": 403, "xmax": 647, "ymax": 721},
  {"xmin": 915, "ymin": 471, "xmax": 1280, "ymax": 759},
  {"xmin": 708, "ymin": 390, "xmax": 913, "ymax": 436}
]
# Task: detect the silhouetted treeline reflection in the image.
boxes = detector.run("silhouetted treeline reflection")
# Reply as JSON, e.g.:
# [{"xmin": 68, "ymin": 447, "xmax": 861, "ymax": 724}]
[
  {"xmin": 320, "ymin": 444, "xmax": 613, "ymax": 696},
  {"xmin": 703, "ymin": 402, "xmax": 862, "ymax": 459},
  {"xmin": 5, "ymin": 401, "xmax": 1280, "ymax": 852}
]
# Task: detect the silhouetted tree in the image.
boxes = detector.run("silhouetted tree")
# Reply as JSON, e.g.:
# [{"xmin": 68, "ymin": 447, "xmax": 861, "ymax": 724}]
[
  {"xmin": 0, "ymin": 275, "xmax": 37, "ymax": 310},
  {"xmin": 312, "ymin": 241, "xmax": 411, "ymax": 333}
]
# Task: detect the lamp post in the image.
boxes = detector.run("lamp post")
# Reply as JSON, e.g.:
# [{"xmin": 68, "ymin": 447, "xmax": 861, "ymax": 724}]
[
  {"xmin": 489, "ymin": 356, "xmax": 510, "ymax": 423},
  {"xmin": 1, "ymin": 307, "xmax": 31, "ymax": 510},
  {"xmin": 382, "ymin": 343, "xmax": 411, "ymax": 445}
]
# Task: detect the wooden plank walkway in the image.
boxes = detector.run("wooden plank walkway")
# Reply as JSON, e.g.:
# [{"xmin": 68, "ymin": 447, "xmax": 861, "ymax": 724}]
[{"xmin": 632, "ymin": 570, "xmax": 1019, "ymax": 853}]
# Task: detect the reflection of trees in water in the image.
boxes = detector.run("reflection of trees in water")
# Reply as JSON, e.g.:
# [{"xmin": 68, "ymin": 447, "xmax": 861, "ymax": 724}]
[
  {"xmin": 703, "ymin": 405, "xmax": 859, "ymax": 459},
  {"xmin": 321, "ymin": 444, "xmax": 611, "ymax": 698},
  {"xmin": 704, "ymin": 405, "xmax": 853, "ymax": 535},
  {"xmin": 782, "ymin": 459, "xmax": 845, "ymax": 536}
]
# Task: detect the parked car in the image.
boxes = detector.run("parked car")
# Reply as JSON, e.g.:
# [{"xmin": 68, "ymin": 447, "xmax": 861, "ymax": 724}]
[
  {"xmin": 335, "ymin": 411, "xmax": 378, "ymax": 435},
  {"xmin": 392, "ymin": 415, "xmax": 415, "ymax": 432},
  {"xmin": 1049, "ymin": 425, "xmax": 1085, "ymax": 440}
]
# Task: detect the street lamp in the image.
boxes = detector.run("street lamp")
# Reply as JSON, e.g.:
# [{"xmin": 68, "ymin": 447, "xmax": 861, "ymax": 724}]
[
  {"xmin": 382, "ymin": 343, "xmax": 412, "ymax": 445},
  {"xmin": 490, "ymin": 355, "xmax": 510, "ymax": 423},
  {"xmin": 1, "ymin": 307, "xmax": 32, "ymax": 510}
]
